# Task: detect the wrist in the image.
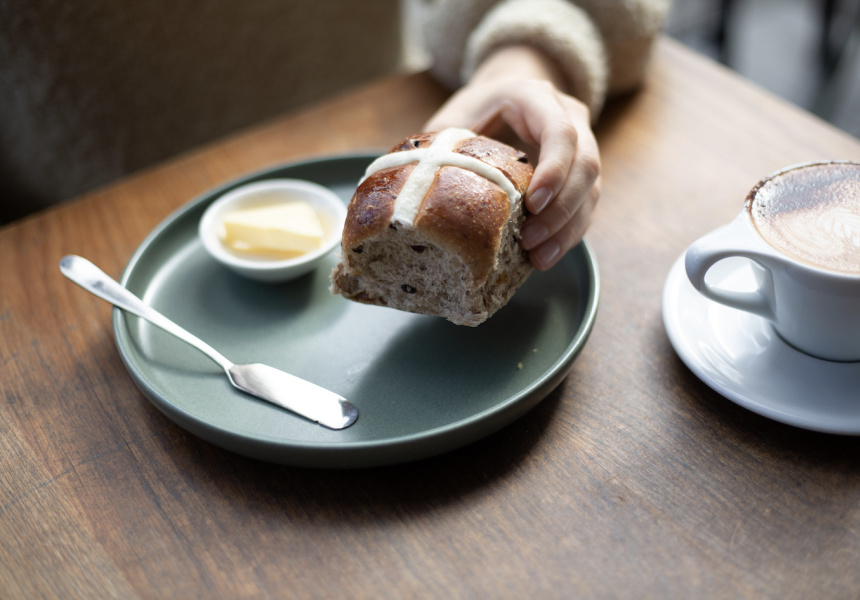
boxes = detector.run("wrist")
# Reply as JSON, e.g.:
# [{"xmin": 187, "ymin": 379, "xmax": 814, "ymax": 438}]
[{"xmin": 468, "ymin": 45, "xmax": 567, "ymax": 92}]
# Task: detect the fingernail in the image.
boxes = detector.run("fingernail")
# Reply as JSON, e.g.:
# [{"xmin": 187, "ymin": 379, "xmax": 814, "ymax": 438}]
[
  {"xmin": 520, "ymin": 221, "xmax": 548, "ymax": 249},
  {"xmin": 528, "ymin": 187, "xmax": 553, "ymax": 214},
  {"xmin": 533, "ymin": 240, "xmax": 561, "ymax": 268}
]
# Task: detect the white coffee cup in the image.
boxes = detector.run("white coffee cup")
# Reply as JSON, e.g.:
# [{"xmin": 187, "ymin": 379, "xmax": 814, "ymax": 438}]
[{"xmin": 685, "ymin": 161, "xmax": 860, "ymax": 362}]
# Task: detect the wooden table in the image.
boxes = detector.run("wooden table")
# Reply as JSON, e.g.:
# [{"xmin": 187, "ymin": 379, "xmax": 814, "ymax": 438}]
[{"xmin": 3, "ymin": 37, "xmax": 860, "ymax": 598}]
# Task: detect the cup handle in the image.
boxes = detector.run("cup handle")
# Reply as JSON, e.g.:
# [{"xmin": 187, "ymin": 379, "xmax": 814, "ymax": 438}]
[{"xmin": 684, "ymin": 216, "xmax": 778, "ymax": 320}]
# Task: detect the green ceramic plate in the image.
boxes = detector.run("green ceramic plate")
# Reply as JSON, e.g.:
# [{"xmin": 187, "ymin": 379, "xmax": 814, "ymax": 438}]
[{"xmin": 114, "ymin": 155, "xmax": 599, "ymax": 468}]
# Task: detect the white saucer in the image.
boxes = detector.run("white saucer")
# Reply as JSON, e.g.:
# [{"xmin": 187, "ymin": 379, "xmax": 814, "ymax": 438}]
[{"xmin": 662, "ymin": 253, "xmax": 860, "ymax": 434}]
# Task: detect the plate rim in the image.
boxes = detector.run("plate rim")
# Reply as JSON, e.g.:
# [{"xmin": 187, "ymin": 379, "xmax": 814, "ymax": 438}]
[{"xmin": 113, "ymin": 154, "xmax": 601, "ymax": 466}]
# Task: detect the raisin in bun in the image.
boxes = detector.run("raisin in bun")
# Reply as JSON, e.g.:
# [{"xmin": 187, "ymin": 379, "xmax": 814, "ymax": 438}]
[{"xmin": 330, "ymin": 128, "xmax": 534, "ymax": 326}]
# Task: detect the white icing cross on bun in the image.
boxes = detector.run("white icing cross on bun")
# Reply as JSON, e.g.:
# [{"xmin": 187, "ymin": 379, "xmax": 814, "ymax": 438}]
[{"xmin": 359, "ymin": 127, "xmax": 522, "ymax": 227}]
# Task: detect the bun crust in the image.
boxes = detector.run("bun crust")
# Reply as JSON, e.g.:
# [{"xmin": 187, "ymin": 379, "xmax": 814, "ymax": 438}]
[{"xmin": 331, "ymin": 129, "xmax": 534, "ymax": 326}]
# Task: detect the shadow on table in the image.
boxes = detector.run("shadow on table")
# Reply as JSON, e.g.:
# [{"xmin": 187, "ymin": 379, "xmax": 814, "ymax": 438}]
[
  {"xmin": 162, "ymin": 380, "xmax": 570, "ymax": 521},
  {"xmin": 593, "ymin": 91, "xmax": 643, "ymax": 142},
  {"xmin": 658, "ymin": 329, "xmax": 860, "ymax": 472}
]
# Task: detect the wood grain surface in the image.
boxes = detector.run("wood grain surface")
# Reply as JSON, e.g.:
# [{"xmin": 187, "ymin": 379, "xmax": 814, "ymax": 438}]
[{"xmin": 2, "ymin": 38, "xmax": 860, "ymax": 598}]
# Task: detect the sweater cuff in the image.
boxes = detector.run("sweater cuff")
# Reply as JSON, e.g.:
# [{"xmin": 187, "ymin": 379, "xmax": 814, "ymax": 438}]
[{"xmin": 462, "ymin": 0, "xmax": 608, "ymax": 117}]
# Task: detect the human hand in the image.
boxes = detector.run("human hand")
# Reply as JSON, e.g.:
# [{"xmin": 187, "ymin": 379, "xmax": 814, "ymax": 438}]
[{"xmin": 424, "ymin": 48, "xmax": 600, "ymax": 270}]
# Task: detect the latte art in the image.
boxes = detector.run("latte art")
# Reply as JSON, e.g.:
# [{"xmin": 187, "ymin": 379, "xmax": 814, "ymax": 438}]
[
  {"xmin": 822, "ymin": 206, "xmax": 860, "ymax": 249},
  {"xmin": 750, "ymin": 162, "xmax": 860, "ymax": 274}
]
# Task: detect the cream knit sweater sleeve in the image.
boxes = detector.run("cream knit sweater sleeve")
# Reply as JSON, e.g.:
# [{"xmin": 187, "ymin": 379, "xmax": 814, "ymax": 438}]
[{"xmin": 421, "ymin": 0, "xmax": 672, "ymax": 118}]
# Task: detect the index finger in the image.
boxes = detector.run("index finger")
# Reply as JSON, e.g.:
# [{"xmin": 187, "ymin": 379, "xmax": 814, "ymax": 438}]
[{"xmin": 488, "ymin": 82, "xmax": 581, "ymax": 214}]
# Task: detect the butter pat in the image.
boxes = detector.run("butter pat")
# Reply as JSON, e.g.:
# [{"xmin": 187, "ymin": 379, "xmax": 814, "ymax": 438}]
[{"xmin": 221, "ymin": 201, "xmax": 325, "ymax": 256}]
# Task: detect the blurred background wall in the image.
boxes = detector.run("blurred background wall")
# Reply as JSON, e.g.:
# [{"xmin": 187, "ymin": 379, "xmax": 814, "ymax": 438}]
[
  {"xmin": 1, "ymin": 0, "xmax": 857, "ymax": 225},
  {"xmin": 0, "ymin": 1, "xmax": 408, "ymax": 225},
  {"xmin": 666, "ymin": 0, "xmax": 860, "ymax": 137}
]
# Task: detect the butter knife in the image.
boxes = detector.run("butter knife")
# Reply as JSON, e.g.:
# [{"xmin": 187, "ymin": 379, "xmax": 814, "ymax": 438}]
[{"xmin": 59, "ymin": 255, "xmax": 358, "ymax": 430}]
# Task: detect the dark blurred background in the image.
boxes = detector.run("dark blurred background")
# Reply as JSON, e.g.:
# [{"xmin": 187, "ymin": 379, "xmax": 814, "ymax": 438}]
[
  {"xmin": 1, "ymin": 0, "xmax": 857, "ymax": 226},
  {"xmin": 665, "ymin": 0, "xmax": 860, "ymax": 138}
]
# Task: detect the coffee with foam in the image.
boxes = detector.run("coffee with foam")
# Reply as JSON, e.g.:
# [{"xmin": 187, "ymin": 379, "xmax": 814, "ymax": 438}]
[{"xmin": 748, "ymin": 162, "xmax": 860, "ymax": 275}]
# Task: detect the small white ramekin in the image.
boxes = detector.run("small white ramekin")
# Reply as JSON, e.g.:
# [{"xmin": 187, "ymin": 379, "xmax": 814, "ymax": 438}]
[{"xmin": 199, "ymin": 178, "xmax": 346, "ymax": 282}]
